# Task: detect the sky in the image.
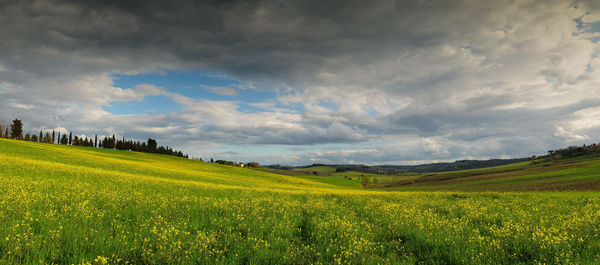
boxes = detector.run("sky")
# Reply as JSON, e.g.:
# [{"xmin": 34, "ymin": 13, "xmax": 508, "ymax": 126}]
[{"xmin": 1, "ymin": 0, "xmax": 600, "ymax": 165}]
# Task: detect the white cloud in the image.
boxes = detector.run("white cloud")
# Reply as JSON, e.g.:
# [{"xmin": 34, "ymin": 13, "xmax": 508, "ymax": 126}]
[
  {"xmin": 132, "ymin": 84, "xmax": 165, "ymax": 99},
  {"xmin": 554, "ymin": 126, "xmax": 589, "ymax": 142},
  {"xmin": 199, "ymin": 85, "xmax": 238, "ymax": 96},
  {"xmin": 421, "ymin": 138, "xmax": 447, "ymax": 155},
  {"xmin": 8, "ymin": 102, "xmax": 34, "ymax": 110}
]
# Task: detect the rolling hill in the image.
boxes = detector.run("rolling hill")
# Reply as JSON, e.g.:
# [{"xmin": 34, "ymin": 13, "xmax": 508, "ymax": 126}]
[
  {"xmin": 257, "ymin": 155, "xmax": 600, "ymax": 192},
  {"xmin": 267, "ymin": 158, "xmax": 529, "ymax": 175},
  {"xmin": 378, "ymin": 155, "xmax": 600, "ymax": 191},
  {"xmin": 1, "ymin": 138, "xmax": 600, "ymax": 264}
]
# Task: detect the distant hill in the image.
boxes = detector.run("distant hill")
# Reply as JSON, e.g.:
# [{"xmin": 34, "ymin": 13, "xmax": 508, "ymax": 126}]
[
  {"xmin": 377, "ymin": 154, "xmax": 600, "ymax": 191},
  {"xmin": 266, "ymin": 158, "xmax": 529, "ymax": 174},
  {"xmin": 374, "ymin": 158, "xmax": 530, "ymax": 173}
]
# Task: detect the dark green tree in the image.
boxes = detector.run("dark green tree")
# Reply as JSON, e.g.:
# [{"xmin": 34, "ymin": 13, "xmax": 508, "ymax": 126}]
[
  {"xmin": 246, "ymin": 162, "xmax": 260, "ymax": 168},
  {"xmin": 60, "ymin": 134, "xmax": 68, "ymax": 145},
  {"xmin": 39, "ymin": 130, "xmax": 43, "ymax": 143},
  {"xmin": 102, "ymin": 136, "xmax": 116, "ymax": 149},
  {"xmin": 147, "ymin": 138, "xmax": 157, "ymax": 152},
  {"xmin": 10, "ymin": 119, "xmax": 23, "ymax": 139},
  {"xmin": 44, "ymin": 132, "xmax": 51, "ymax": 143},
  {"xmin": 68, "ymin": 132, "xmax": 72, "ymax": 145},
  {"xmin": 360, "ymin": 175, "xmax": 371, "ymax": 189},
  {"xmin": 52, "ymin": 130, "xmax": 55, "ymax": 144}
]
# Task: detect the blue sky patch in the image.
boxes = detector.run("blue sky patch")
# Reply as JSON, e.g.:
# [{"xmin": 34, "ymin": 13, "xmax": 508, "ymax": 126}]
[
  {"xmin": 106, "ymin": 69, "xmax": 282, "ymax": 114},
  {"xmin": 366, "ymin": 108, "xmax": 379, "ymax": 117},
  {"xmin": 574, "ymin": 18, "xmax": 584, "ymax": 30},
  {"xmin": 574, "ymin": 18, "xmax": 600, "ymax": 42},
  {"xmin": 586, "ymin": 21, "xmax": 600, "ymax": 32}
]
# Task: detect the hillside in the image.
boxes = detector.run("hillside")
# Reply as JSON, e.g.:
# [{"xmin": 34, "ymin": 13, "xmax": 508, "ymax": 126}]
[
  {"xmin": 0, "ymin": 138, "xmax": 338, "ymax": 192},
  {"xmin": 265, "ymin": 158, "xmax": 528, "ymax": 175},
  {"xmin": 373, "ymin": 158, "xmax": 530, "ymax": 173},
  {"xmin": 1, "ymin": 138, "xmax": 600, "ymax": 264},
  {"xmin": 379, "ymin": 155, "xmax": 600, "ymax": 191},
  {"xmin": 257, "ymin": 155, "xmax": 600, "ymax": 192}
]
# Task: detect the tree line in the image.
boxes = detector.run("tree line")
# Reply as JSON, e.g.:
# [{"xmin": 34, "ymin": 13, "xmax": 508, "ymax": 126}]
[
  {"xmin": 0, "ymin": 119, "xmax": 188, "ymax": 158},
  {"xmin": 545, "ymin": 143, "xmax": 600, "ymax": 160},
  {"xmin": 212, "ymin": 159, "xmax": 260, "ymax": 168}
]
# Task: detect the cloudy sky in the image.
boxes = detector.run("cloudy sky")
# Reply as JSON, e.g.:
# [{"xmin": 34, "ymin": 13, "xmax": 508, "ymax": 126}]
[{"xmin": 1, "ymin": 0, "xmax": 600, "ymax": 165}]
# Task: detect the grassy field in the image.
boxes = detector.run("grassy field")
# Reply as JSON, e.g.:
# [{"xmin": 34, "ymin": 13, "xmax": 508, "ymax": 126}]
[
  {"xmin": 1, "ymin": 138, "xmax": 600, "ymax": 264},
  {"xmin": 262, "ymin": 156, "xmax": 600, "ymax": 192},
  {"xmin": 378, "ymin": 155, "xmax": 600, "ymax": 191},
  {"xmin": 254, "ymin": 166, "xmax": 409, "ymax": 188}
]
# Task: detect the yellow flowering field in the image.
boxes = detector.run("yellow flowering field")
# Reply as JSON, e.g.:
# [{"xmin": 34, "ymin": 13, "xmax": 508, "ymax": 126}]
[{"xmin": 0, "ymin": 138, "xmax": 599, "ymax": 264}]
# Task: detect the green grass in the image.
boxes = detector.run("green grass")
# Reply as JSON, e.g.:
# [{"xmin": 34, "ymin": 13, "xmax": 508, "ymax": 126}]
[
  {"xmin": 253, "ymin": 167, "xmax": 362, "ymax": 188},
  {"xmin": 1, "ymin": 138, "xmax": 600, "ymax": 264},
  {"xmin": 297, "ymin": 166, "xmax": 338, "ymax": 174},
  {"xmin": 255, "ymin": 167, "xmax": 413, "ymax": 188},
  {"xmin": 383, "ymin": 156, "xmax": 600, "ymax": 191}
]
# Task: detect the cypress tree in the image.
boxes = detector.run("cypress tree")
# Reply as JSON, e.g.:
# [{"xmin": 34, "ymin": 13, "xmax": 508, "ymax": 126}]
[
  {"xmin": 52, "ymin": 130, "xmax": 55, "ymax": 144},
  {"xmin": 10, "ymin": 119, "xmax": 23, "ymax": 140},
  {"xmin": 4, "ymin": 128, "xmax": 8, "ymax": 139},
  {"xmin": 39, "ymin": 130, "xmax": 43, "ymax": 142},
  {"xmin": 94, "ymin": 135, "xmax": 98, "ymax": 148},
  {"xmin": 57, "ymin": 132, "xmax": 61, "ymax": 144}
]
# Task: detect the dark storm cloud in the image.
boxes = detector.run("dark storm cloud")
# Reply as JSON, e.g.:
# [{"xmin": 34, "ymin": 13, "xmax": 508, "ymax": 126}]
[
  {"xmin": 1, "ymin": 0, "xmax": 600, "ymax": 164},
  {"xmin": 383, "ymin": 98, "xmax": 600, "ymax": 139},
  {"xmin": 0, "ymin": 0, "xmax": 454, "ymax": 81}
]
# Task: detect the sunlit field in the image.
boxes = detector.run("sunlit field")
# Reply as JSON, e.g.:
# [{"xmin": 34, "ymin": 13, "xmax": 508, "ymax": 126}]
[{"xmin": 1, "ymin": 138, "xmax": 600, "ymax": 264}]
